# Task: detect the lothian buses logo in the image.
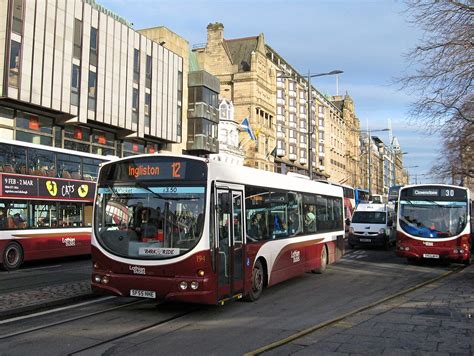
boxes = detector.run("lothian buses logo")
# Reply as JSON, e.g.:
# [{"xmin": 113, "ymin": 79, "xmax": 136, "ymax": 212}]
[{"xmin": 129, "ymin": 265, "xmax": 146, "ymax": 275}]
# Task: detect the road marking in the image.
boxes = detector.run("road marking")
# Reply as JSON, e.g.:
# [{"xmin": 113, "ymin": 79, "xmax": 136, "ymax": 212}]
[
  {"xmin": 244, "ymin": 266, "xmax": 464, "ymax": 356},
  {"xmin": 0, "ymin": 296, "xmax": 115, "ymax": 325}
]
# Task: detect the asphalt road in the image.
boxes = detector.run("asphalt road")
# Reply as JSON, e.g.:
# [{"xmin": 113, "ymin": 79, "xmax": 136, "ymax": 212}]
[{"xmin": 0, "ymin": 247, "xmax": 458, "ymax": 356}]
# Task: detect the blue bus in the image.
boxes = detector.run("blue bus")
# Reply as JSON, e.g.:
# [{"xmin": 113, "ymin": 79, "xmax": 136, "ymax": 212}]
[{"xmin": 354, "ymin": 189, "xmax": 369, "ymax": 206}]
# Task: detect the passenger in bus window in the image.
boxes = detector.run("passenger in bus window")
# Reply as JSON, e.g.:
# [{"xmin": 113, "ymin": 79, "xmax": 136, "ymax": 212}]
[
  {"xmin": 304, "ymin": 205, "xmax": 316, "ymax": 232},
  {"xmin": 249, "ymin": 213, "xmax": 263, "ymax": 239},
  {"xmin": 12, "ymin": 213, "xmax": 26, "ymax": 229},
  {"xmin": 0, "ymin": 209, "xmax": 7, "ymax": 229}
]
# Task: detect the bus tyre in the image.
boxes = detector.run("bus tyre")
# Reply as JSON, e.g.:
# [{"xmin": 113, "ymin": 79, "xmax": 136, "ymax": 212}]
[
  {"xmin": 312, "ymin": 245, "xmax": 328, "ymax": 274},
  {"xmin": 2, "ymin": 242, "xmax": 23, "ymax": 271},
  {"xmin": 245, "ymin": 259, "xmax": 264, "ymax": 302}
]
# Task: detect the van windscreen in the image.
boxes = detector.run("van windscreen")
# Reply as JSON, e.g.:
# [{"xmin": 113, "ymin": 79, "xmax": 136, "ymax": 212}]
[{"xmin": 352, "ymin": 211, "xmax": 386, "ymax": 224}]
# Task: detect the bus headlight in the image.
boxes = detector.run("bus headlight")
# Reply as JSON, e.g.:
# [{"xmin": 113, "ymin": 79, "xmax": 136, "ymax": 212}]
[
  {"xmin": 94, "ymin": 275, "xmax": 102, "ymax": 283},
  {"xmin": 190, "ymin": 281, "xmax": 199, "ymax": 290},
  {"xmin": 102, "ymin": 275, "xmax": 110, "ymax": 284},
  {"xmin": 453, "ymin": 248, "xmax": 464, "ymax": 254},
  {"xmin": 179, "ymin": 281, "xmax": 188, "ymax": 290},
  {"xmin": 379, "ymin": 228, "xmax": 386, "ymax": 235}
]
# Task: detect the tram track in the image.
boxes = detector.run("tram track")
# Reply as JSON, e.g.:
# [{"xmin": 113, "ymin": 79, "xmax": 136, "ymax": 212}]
[
  {"xmin": 244, "ymin": 263, "xmax": 467, "ymax": 355},
  {"xmin": 67, "ymin": 306, "xmax": 201, "ymax": 355},
  {"xmin": 0, "ymin": 297, "xmax": 147, "ymax": 340}
]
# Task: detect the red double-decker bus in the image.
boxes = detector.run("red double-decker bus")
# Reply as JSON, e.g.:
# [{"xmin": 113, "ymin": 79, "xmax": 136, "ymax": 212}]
[
  {"xmin": 91, "ymin": 155, "xmax": 345, "ymax": 304},
  {"xmin": 396, "ymin": 184, "xmax": 471, "ymax": 265}
]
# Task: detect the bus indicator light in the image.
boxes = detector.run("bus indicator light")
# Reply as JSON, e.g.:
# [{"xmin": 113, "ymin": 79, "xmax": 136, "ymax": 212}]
[{"xmin": 197, "ymin": 269, "xmax": 205, "ymax": 277}]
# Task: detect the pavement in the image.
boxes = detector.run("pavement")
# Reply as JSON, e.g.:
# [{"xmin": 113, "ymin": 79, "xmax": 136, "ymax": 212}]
[
  {"xmin": 272, "ymin": 263, "xmax": 474, "ymax": 355},
  {"xmin": 0, "ymin": 280, "xmax": 93, "ymax": 319}
]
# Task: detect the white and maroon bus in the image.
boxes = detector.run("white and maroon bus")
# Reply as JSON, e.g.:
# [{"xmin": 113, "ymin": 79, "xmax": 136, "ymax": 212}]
[
  {"xmin": 0, "ymin": 139, "xmax": 110, "ymax": 270},
  {"xmin": 396, "ymin": 184, "xmax": 471, "ymax": 265},
  {"xmin": 91, "ymin": 155, "xmax": 345, "ymax": 304}
]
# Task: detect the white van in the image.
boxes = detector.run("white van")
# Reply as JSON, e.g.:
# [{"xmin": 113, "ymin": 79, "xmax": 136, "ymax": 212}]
[{"xmin": 348, "ymin": 203, "xmax": 394, "ymax": 249}]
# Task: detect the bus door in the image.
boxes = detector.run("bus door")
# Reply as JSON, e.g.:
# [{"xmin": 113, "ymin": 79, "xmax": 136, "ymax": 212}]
[{"xmin": 216, "ymin": 186, "xmax": 245, "ymax": 301}]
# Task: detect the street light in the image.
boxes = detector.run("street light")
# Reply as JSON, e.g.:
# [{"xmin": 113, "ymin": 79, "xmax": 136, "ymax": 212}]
[{"xmin": 279, "ymin": 70, "xmax": 344, "ymax": 180}]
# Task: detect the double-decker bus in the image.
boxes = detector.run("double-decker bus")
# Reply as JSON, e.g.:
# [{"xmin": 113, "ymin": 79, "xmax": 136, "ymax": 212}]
[
  {"xmin": 0, "ymin": 139, "xmax": 110, "ymax": 270},
  {"xmin": 355, "ymin": 188, "xmax": 369, "ymax": 206},
  {"xmin": 396, "ymin": 184, "xmax": 471, "ymax": 265},
  {"xmin": 91, "ymin": 155, "xmax": 345, "ymax": 304}
]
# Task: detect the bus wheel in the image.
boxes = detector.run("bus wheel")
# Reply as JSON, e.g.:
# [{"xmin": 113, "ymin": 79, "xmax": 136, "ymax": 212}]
[
  {"xmin": 312, "ymin": 245, "xmax": 328, "ymax": 274},
  {"xmin": 2, "ymin": 242, "xmax": 23, "ymax": 271},
  {"xmin": 245, "ymin": 259, "xmax": 264, "ymax": 302}
]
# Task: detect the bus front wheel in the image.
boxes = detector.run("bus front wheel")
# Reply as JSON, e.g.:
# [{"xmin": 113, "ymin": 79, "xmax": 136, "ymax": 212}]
[
  {"xmin": 244, "ymin": 259, "xmax": 264, "ymax": 302},
  {"xmin": 2, "ymin": 241, "xmax": 24, "ymax": 271}
]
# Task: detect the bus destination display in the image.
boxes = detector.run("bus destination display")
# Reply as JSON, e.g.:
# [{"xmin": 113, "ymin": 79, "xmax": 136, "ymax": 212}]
[
  {"xmin": 128, "ymin": 162, "xmax": 186, "ymax": 180},
  {"xmin": 402, "ymin": 186, "xmax": 467, "ymax": 200}
]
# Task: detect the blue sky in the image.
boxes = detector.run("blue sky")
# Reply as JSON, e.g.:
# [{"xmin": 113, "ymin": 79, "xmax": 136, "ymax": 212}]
[{"xmin": 101, "ymin": 0, "xmax": 439, "ymax": 183}]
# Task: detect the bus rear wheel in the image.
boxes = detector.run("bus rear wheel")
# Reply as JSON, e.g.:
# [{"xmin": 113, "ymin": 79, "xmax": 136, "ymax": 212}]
[
  {"xmin": 312, "ymin": 245, "xmax": 328, "ymax": 274},
  {"xmin": 2, "ymin": 242, "xmax": 23, "ymax": 271},
  {"xmin": 244, "ymin": 259, "xmax": 264, "ymax": 302}
]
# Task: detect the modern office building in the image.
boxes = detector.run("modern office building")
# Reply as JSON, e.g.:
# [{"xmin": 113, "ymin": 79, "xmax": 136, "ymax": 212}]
[{"xmin": 0, "ymin": 0, "xmax": 184, "ymax": 156}]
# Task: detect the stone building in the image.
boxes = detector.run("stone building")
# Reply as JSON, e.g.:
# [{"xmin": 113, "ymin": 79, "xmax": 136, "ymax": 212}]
[
  {"xmin": 193, "ymin": 22, "xmax": 362, "ymax": 180},
  {"xmin": 329, "ymin": 95, "xmax": 361, "ymax": 187},
  {"xmin": 193, "ymin": 23, "xmax": 275, "ymax": 171}
]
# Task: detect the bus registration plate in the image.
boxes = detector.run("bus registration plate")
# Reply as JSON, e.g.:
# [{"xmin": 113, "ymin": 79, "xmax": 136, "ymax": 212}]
[
  {"xmin": 360, "ymin": 238, "xmax": 371, "ymax": 242},
  {"xmin": 423, "ymin": 253, "xmax": 439, "ymax": 259},
  {"xmin": 130, "ymin": 289, "xmax": 156, "ymax": 299}
]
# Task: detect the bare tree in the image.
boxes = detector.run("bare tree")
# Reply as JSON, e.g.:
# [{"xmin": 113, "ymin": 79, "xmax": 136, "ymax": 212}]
[
  {"xmin": 399, "ymin": 0, "xmax": 473, "ymax": 128},
  {"xmin": 431, "ymin": 95, "xmax": 474, "ymax": 187}
]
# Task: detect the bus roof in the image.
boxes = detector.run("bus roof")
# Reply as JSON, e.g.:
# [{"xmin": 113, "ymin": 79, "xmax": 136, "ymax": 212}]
[{"xmin": 1, "ymin": 138, "xmax": 113, "ymax": 161}]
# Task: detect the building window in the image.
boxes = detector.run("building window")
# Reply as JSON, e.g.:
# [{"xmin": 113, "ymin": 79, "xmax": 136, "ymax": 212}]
[
  {"xmin": 9, "ymin": 40, "xmax": 21, "ymax": 88},
  {"xmin": 73, "ymin": 19, "xmax": 82, "ymax": 59},
  {"xmin": 71, "ymin": 64, "xmax": 80, "ymax": 106},
  {"xmin": 133, "ymin": 49, "xmax": 140, "ymax": 84},
  {"xmin": 88, "ymin": 71, "xmax": 97, "ymax": 111},
  {"xmin": 145, "ymin": 55, "xmax": 152, "ymax": 89},
  {"xmin": 12, "ymin": 0, "xmax": 23, "ymax": 35},
  {"xmin": 144, "ymin": 93, "xmax": 151, "ymax": 128},
  {"xmin": 92, "ymin": 130, "xmax": 115, "ymax": 156},
  {"xmin": 132, "ymin": 88, "xmax": 139, "ymax": 123},
  {"xmin": 90, "ymin": 27, "xmax": 98, "ymax": 66}
]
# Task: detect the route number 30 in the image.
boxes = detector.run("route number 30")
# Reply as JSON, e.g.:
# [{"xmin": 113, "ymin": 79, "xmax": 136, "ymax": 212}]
[{"xmin": 444, "ymin": 189, "xmax": 454, "ymax": 197}]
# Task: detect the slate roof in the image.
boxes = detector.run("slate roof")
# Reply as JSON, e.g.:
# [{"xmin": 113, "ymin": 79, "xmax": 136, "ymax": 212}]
[{"xmin": 224, "ymin": 36, "xmax": 258, "ymax": 72}]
